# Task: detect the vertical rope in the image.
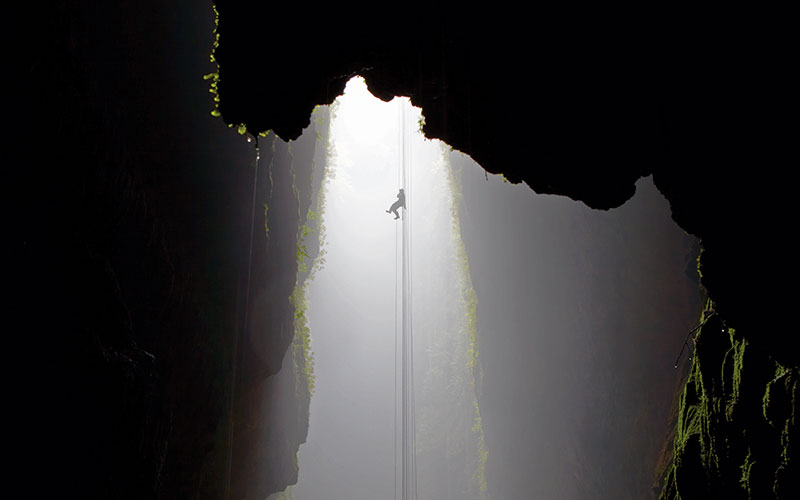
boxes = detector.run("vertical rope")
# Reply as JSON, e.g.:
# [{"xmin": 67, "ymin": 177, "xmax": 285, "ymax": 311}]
[
  {"xmin": 394, "ymin": 97, "xmax": 403, "ymax": 500},
  {"xmin": 401, "ymin": 98, "xmax": 408, "ymax": 500},
  {"xmin": 394, "ymin": 126, "xmax": 400, "ymax": 500},
  {"xmin": 395, "ymin": 97, "xmax": 418, "ymax": 500},
  {"xmin": 393, "ymin": 218, "xmax": 397, "ymax": 500},
  {"xmin": 407, "ymin": 107, "xmax": 418, "ymax": 500}
]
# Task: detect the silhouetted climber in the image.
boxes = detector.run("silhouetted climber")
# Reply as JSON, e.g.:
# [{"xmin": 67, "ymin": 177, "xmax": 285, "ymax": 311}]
[{"xmin": 386, "ymin": 188, "xmax": 406, "ymax": 219}]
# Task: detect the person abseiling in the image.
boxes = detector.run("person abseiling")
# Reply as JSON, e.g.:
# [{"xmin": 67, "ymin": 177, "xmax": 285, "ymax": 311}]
[{"xmin": 386, "ymin": 188, "xmax": 405, "ymax": 219}]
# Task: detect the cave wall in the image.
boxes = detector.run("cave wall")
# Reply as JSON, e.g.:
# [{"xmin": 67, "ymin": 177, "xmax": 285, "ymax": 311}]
[
  {"xmin": 453, "ymin": 158, "xmax": 703, "ymax": 499},
  {"xmin": 660, "ymin": 312, "xmax": 798, "ymax": 499},
  {"xmin": 15, "ymin": 2, "xmax": 314, "ymax": 498}
]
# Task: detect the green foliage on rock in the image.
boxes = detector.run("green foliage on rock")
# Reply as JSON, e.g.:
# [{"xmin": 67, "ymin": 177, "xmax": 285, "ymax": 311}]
[
  {"xmin": 415, "ymin": 148, "xmax": 487, "ymax": 499},
  {"xmin": 205, "ymin": 5, "xmax": 221, "ymax": 119},
  {"xmin": 659, "ymin": 303, "xmax": 798, "ymax": 500},
  {"xmin": 287, "ymin": 105, "xmax": 333, "ymax": 404}
]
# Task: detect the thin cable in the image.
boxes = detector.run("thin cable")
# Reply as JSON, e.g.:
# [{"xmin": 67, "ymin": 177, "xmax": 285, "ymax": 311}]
[
  {"xmin": 407, "ymin": 103, "xmax": 418, "ymax": 500},
  {"xmin": 394, "ymin": 196, "xmax": 400, "ymax": 500},
  {"xmin": 395, "ymin": 97, "xmax": 403, "ymax": 500},
  {"xmin": 402, "ymin": 98, "xmax": 407, "ymax": 500},
  {"xmin": 225, "ymin": 140, "xmax": 260, "ymax": 500}
]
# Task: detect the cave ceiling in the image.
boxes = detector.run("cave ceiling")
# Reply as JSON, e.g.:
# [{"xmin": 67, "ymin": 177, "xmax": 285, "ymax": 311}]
[{"xmin": 214, "ymin": 1, "xmax": 795, "ymax": 365}]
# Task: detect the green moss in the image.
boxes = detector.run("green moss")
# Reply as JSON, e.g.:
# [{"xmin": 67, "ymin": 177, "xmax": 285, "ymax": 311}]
[
  {"xmin": 296, "ymin": 243, "xmax": 308, "ymax": 274},
  {"xmin": 660, "ymin": 303, "xmax": 797, "ymax": 500},
  {"xmin": 208, "ymin": 4, "xmax": 274, "ymax": 138},
  {"xmin": 289, "ymin": 282, "xmax": 315, "ymax": 396},
  {"xmin": 286, "ymin": 110, "xmax": 334, "ymax": 404},
  {"xmin": 725, "ymin": 334, "xmax": 746, "ymax": 421},
  {"xmin": 206, "ymin": 5, "xmax": 222, "ymax": 119},
  {"xmin": 264, "ymin": 203, "xmax": 269, "ymax": 238},
  {"xmin": 763, "ymin": 366, "xmax": 788, "ymax": 425},
  {"xmin": 740, "ymin": 448, "xmax": 754, "ymax": 499},
  {"xmin": 442, "ymin": 149, "xmax": 488, "ymax": 499},
  {"xmin": 271, "ymin": 485, "xmax": 294, "ymax": 500},
  {"xmin": 285, "ymin": 105, "xmax": 334, "ymax": 422},
  {"xmin": 696, "ymin": 247, "xmax": 704, "ymax": 280},
  {"xmin": 471, "ymin": 400, "xmax": 488, "ymax": 497}
]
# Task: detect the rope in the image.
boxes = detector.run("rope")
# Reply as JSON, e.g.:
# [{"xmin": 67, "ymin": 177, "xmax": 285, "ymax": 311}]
[
  {"xmin": 394, "ymin": 175, "xmax": 400, "ymax": 500},
  {"xmin": 394, "ymin": 98, "xmax": 402, "ymax": 500},
  {"xmin": 405, "ymin": 100, "xmax": 411, "ymax": 500},
  {"xmin": 394, "ymin": 97, "xmax": 418, "ymax": 500},
  {"xmin": 407, "ymin": 107, "xmax": 418, "ymax": 499}
]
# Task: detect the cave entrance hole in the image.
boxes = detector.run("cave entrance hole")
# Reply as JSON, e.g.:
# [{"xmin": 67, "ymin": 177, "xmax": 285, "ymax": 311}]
[
  {"xmin": 285, "ymin": 76, "xmax": 484, "ymax": 500},
  {"xmin": 277, "ymin": 76, "xmax": 702, "ymax": 500}
]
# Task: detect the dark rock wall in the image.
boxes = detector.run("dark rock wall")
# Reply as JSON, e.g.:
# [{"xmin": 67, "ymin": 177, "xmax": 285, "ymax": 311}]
[
  {"xmin": 16, "ymin": 2, "xmax": 315, "ymax": 498},
  {"xmin": 213, "ymin": 1, "xmax": 796, "ymax": 366},
  {"xmin": 231, "ymin": 123, "xmax": 323, "ymax": 500},
  {"xmin": 660, "ymin": 312, "xmax": 799, "ymax": 499}
]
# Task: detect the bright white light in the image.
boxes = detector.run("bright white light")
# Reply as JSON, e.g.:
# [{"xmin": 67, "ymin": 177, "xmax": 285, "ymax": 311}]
[
  {"xmin": 294, "ymin": 76, "xmax": 441, "ymax": 499},
  {"xmin": 326, "ymin": 77, "xmax": 409, "ymax": 268}
]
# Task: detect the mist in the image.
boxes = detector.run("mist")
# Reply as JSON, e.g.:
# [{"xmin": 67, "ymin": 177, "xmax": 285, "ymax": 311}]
[{"xmin": 282, "ymin": 78, "xmax": 701, "ymax": 500}]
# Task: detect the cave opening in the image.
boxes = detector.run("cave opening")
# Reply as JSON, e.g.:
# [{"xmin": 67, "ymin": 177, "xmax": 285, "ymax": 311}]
[
  {"xmin": 284, "ymin": 77, "xmax": 487, "ymax": 499},
  {"xmin": 268, "ymin": 76, "xmax": 703, "ymax": 500}
]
